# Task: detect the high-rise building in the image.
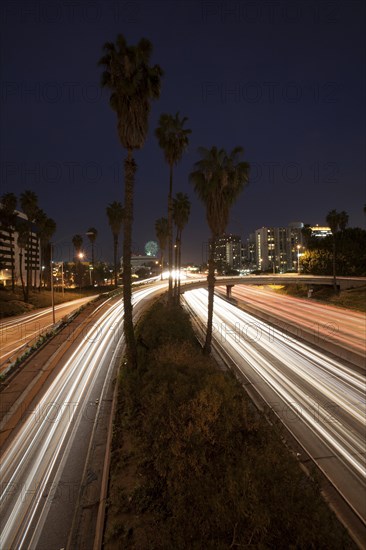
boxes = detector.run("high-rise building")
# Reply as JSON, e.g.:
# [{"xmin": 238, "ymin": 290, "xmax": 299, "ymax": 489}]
[
  {"xmin": 0, "ymin": 209, "xmax": 40, "ymax": 287},
  {"xmin": 214, "ymin": 234, "xmax": 242, "ymax": 271},
  {"xmin": 255, "ymin": 222, "xmax": 304, "ymax": 273},
  {"xmin": 286, "ymin": 222, "xmax": 304, "ymax": 271},
  {"xmin": 242, "ymin": 233, "xmax": 256, "ymax": 270}
]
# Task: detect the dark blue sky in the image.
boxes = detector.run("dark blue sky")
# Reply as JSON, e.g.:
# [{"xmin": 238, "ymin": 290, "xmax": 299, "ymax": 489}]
[{"xmin": 1, "ymin": 0, "xmax": 365, "ymax": 264}]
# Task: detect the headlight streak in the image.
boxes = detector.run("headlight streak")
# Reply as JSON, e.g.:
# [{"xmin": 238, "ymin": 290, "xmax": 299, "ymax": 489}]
[
  {"xmin": 183, "ymin": 290, "xmax": 366, "ymax": 483},
  {"xmin": 222, "ymin": 285, "xmax": 365, "ymax": 354},
  {"xmin": 0, "ymin": 296, "xmax": 99, "ymax": 364},
  {"xmin": 0, "ymin": 285, "xmax": 163, "ymax": 549},
  {"xmin": 0, "ymin": 297, "xmax": 96, "ymax": 329},
  {"xmin": 0, "ymin": 300, "xmax": 125, "ymax": 547}
]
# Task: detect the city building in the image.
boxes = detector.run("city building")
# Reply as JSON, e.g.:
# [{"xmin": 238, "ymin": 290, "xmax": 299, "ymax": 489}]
[
  {"xmin": 120, "ymin": 254, "xmax": 159, "ymax": 275},
  {"xmin": 214, "ymin": 234, "xmax": 242, "ymax": 271},
  {"xmin": 254, "ymin": 222, "xmax": 304, "ymax": 273},
  {"xmin": 0, "ymin": 209, "xmax": 40, "ymax": 287},
  {"xmin": 309, "ymin": 225, "xmax": 332, "ymax": 238},
  {"xmin": 242, "ymin": 233, "xmax": 256, "ymax": 271},
  {"xmin": 286, "ymin": 222, "xmax": 304, "ymax": 271}
]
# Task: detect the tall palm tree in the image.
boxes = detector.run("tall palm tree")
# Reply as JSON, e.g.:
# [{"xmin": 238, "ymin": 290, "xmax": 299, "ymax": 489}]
[
  {"xmin": 190, "ymin": 146, "xmax": 250, "ymax": 355},
  {"xmin": 0, "ymin": 192, "xmax": 17, "ymax": 291},
  {"xmin": 99, "ymin": 34, "xmax": 163, "ymax": 369},
  {"xmin": 326, "ymin": 209, "xmax": 349, "ymax": 292},
  {"xmin": 20, "ymin": 190, "xmax": 39, "ymax": 301},
  {"xmin": 155, "ymin": 112, "xmax": 191, "ymax": 300},
  {"xmin": 86, "ymin": 227, "xmax": 98, "ymax": 285},
  {"xmin": 173, "ymin": 192, "xmax": 190, "ymax": 301},
  {"xmin": 36, "ymin": 209, "xmax": 56, "ymax": 289},
  {"xmin": 155, "ymin": 217, "xmax": 168, "ymax": 280},
  {"xmin": 106, "ymin": 201, "xmax": 124, "ymax": 287}
]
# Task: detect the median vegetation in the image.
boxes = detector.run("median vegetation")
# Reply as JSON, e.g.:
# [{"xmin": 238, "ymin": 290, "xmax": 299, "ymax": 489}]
[{"xmin": 104, "ymin": 299, "xmax": 355, "ymax": 549}]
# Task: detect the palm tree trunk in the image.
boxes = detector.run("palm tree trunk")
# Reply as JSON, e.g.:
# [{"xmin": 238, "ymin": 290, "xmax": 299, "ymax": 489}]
[
  {"xmin": 168, "ymin": 164, "xmax": 173, "ymax": 300},
  {"xmin": 113, "ymin": 234, "xmax": 118, "ymax": 287},
  {"xmin": 19, "ymin": 252, "xmax": 26, "ymax": 301},
  {"xmin": 204, "ymin": 236, "xmax": 216, "ymax": 355},
  {"xmin": 25, "ymin": 235, "xmax": 30, "ymax": 302},
  {"xmin": 9, "ymin": 230, "xmax": 15, "ymax": 292},
  {"xmin": 123, "ymin": 151, "xmax": 138, "ymax": 368},
  {"xmin": 160, "ymin": 251, "xmax": 164, "ymax": 280},
  {"xmin": 177, "ymin": 230, "xmax": 182, "ymax": 304},
  {"xmin": 33, "ymin": 240, "xmax": 37, "ymax": 289},
  {"xmin": 173, "ymin": 230, "xmax": 179, "ymax": 299},
  {"xmin": 39, "ymin": 258, "xmax": 42, "ymax": 292},
  {"xmin": 38, "ymin": 243, "xmax": 44, "ymax": 292}
]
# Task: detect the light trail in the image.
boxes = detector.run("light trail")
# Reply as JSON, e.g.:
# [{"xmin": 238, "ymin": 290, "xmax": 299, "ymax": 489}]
[
  {"xmin": 0, "ymin": 296, "xmax": 98, "ymax": 366},
  {"xmin": 183, "ymin": 289, "xmax": 366, "ymax": 524},
  {"xmin": 0, "ymin": 284, "xmax": 165, "ymax": 549},
  {"xmin": 219, "ymin": 284, "xmax": 365, "ymax": 355}
]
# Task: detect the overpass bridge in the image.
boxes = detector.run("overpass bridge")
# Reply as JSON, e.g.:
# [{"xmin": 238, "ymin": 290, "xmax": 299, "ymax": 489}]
[{"xmin": 180, "ymin": 274, "xmax": 366, "ymax": 297}]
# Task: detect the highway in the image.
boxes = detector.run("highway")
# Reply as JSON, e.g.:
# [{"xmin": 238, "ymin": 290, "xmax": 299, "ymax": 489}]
[
  {"xmin": 217, "ymin": 284, "xmax": 366, "ymax": 359},
  {"xmin": 183, "ymin": 289, "xmax": 366, "ymax": 538},
  {"xmin": 0, "ymin": 296, "xmax": 99, "ymax": 369},
  {"xmin": 0, "ymin": 284, "xmax": 166, "ymax": 550}
]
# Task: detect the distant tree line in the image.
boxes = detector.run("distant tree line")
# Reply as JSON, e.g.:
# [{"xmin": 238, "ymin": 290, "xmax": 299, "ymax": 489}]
[{"xmin": 301, "ymin": 210, "xmax": 366, "ymax": 279}]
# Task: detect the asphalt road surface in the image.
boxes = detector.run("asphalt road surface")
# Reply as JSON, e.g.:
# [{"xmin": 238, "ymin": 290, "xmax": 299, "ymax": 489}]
[{"xmin": 0, "ymin": 284, "xmax": 166, "ymax": 549}]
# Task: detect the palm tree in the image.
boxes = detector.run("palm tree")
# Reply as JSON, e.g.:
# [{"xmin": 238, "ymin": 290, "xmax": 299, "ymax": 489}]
[
  {"xmin": 36, "ymin": 209, "xmax": 56, "ymax": 289},
  {"xmin": 155, "ymin": 217, "xmax": 168, "ymax": 280},
  {"xmin": 190, "ymin": 146, "xmax": 250, "ymax": 355},
  {"xmin": 99, "ymin": 34, "xmax": 163, "ymax": 369},
  {"xmin": 155, "ymin": 112, "xmax": 191, "ymax": 300},
  {"xmin": 173, "ymin": 192, "xmax": 191, "ymax": 301},
  {"xmin": 20, "ymin": 190, "xmax": 39, "ymax": 301},
  {"xmin": 0, "ymin": 192, "xmax": 17, "ymax": 291},
  {"xmin": 106, "ymin": 202, "xmax": 124, "ymax": 287},
  {"xmin": 86, "ymin": 227, "xmax": 98, "ymax": 285},
  {"xmin": 326, "ymin": 209, "xmax": 349, "ymax": 292}
]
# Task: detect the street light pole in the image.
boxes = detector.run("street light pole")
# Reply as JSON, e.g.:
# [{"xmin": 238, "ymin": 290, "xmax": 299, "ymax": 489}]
[
  {"xmin": 297, "ymin": 244, "xmax": 301, "ymax": 274},
  {"xmin": 50, "ymin": 243, "xmax": 55, "ymax": 324},
  {"xmin": 61, "ymin": 261, "xmax": 64, "ymax": 297}
]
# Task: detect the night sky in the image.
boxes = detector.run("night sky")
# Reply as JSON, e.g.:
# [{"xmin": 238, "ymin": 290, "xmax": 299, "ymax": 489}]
[{"xmin": 1, "ymin": 0, "xmax": 365, "ymax": 264}]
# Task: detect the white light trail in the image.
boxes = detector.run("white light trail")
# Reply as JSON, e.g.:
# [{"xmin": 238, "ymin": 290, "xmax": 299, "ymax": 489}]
[
  {"xmin": 0, "ymin": 284, "xmax": 165, "ymax": 549},
  {"xmin": 183, "ymin": 290, "xmax": 366, "ymax": 484}
]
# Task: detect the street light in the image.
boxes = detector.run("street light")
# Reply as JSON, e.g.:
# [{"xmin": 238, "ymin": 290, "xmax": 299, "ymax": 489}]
[
  {"xmin": 78, "ymin": 252, "xmax": 84, "ymax": 292},
  {"xmin": 50, "ymin": 243, "xmax": 56, "ymax": 324},
  {"xmin": 60, "ymin": 261, "xmax": 64, "ymax": 296},
  {"xmin": 297, "ymin": 244, "xmax": 301, "ymax": 274}
]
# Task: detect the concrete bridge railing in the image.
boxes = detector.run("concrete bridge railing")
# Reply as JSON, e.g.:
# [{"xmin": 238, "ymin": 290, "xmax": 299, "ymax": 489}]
[{"xmin": 180, "ymin": 274, "xmax": 366, "ymax": 295}]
